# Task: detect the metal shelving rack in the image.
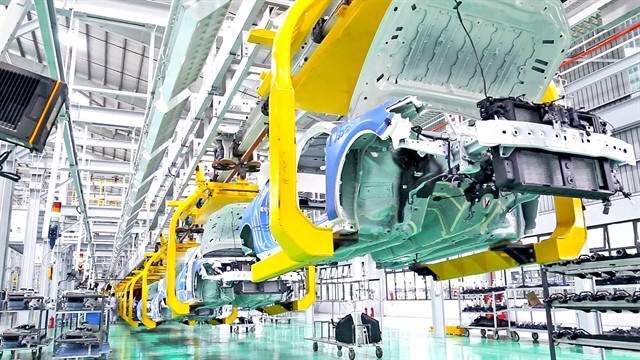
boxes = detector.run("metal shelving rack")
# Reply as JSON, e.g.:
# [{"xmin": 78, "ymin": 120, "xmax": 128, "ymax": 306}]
[
  {"xmin": 542, "ymin": 253, "xmax": 640, "ymax": 359},
  {"xmin": 52, "ymin": 292, "xmax": 111, "ymax": 359},
  {"xmin": 0, "ymin": 292, "xmax": 52, "ymax": 360},
  {"xmin": 506, "ymin": 285, "xmax": 575, "ymax": 342},
  {"xmin": 458, "ymin": 288, "xmax": 511, "ymax": 340},
  {"xmin": 305, "ymin": 279, "xmax": 383, "ymax": 360}
]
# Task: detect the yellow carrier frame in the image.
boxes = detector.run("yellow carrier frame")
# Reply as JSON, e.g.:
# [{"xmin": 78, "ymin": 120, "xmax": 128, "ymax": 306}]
[
  {"xmin": 165, "ymin": 166, "xmax": 259, "ymax": 315},
  {"xmin": 251, "ymin": 1, "xmax": 587, "ymax": 282}
]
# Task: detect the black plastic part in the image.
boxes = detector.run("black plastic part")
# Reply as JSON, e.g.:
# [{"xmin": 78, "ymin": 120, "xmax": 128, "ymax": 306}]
[
  {"xmin": 311, "ymin": 18, "xmax": 328, "ymax": 44},
  {"xmin": 409, "ymin": 263, "xmax": 439, "ymax": 280},
  {"xmin": 492, "ymin": 148, "xmax": 620, "ymax": 200},
  {"xmin": 335, "ymin": 314, "xmax": 355, "ymax": 344},
  {"xmin": 492, "ymin": 244, "xmax": 536, "ymax": 265},
  {"xmin": 477, "ymin": 97, "xmax": 606, "ymax": 135},
  {"xmin": 360, "ymin": 313, "xmax": 382, "ymax": 343}
]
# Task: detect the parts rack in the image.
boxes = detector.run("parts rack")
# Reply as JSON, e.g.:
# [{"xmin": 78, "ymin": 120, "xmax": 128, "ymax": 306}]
[{"xmin": 52, "ymin": 292, "xmax": 111, "ymax": 359}]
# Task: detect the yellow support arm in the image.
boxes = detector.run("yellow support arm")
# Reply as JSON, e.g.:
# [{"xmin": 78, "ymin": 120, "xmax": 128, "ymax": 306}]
[
  {"xmin": 167, "ymin": 167, "xmax": 259, "ymax": 315},
  {"xmin": 262, "ymin": 266, "xmax": 316, "ymax": 315},
  {"xmin": 223, "ymin": 307, "xmax": 238, "ymax": 324},
  {"xmin": 140, "ymin": 243, "xmax": 166, "ymax": 329},
  {"xmin": 247, "ymin": 28, "xmax": 276, "ymax": 47},
  {"xmin": 166, "ymin": 184, "xmax": 207, "ymax": 315},
  {"xmin": 293, "ymin": 266, "xmax": 316, "ymax": 311},
  {"xmin": 412, "ymin": 82, "xmax": 587, "ymax": 280},
  {"xmin": 252, "ymin": 0, "xmax": 335, "ymax": 283},
  {"xmin": 418, "ymin": 197, "xmax": 586, "ymax": 280},
  {"xmin": 123, "ymin": 272, "xmax": 141, "ymax": 328},
  {"xmin": 292, "ymin": 0, "xmax": 391, "ymax": 115}
]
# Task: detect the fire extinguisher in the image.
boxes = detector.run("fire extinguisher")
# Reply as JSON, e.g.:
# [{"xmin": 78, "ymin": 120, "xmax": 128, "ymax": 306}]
[
  {"xmin": 48, "ymin": 317, "xmax": 55, "ymax": 329},
  {"xmin": 370, "ymin": 307, "xmax": 375, "ymax": 318},
  {"xmin": 364, "ymin": 307, "xmax": 368, "ymax": 316}
]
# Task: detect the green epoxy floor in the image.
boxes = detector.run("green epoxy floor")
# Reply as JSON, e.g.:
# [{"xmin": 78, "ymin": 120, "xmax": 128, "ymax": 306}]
[{"xmin": 97, "ymin": 321, "xmax": 639, "ymax": 360}]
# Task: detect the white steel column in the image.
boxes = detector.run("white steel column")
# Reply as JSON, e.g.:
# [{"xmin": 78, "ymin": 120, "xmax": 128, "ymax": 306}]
[
  {"xmin": 0, "ymin": 0, "xmax": 31, "ymax": 57},
  {"xmin": 0, "ymin": 145, "xmax": 16, "ymax": 289},
  {"xmin": 20, "ymin": 169, "xmax": 45, "ymax": 289},
  {"xmin": 430, "ymin": 278, "xmax": 446, "ymax": 339}
]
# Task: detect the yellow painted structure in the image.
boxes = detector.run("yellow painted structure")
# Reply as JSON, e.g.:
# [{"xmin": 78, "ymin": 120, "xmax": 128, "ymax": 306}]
[
  {"xmin": 166, "ymin": 167, "xmax": 259, "ymax": 315},
  {"xmin": 252, "ymin": 0, "xmax": 335, "ymax": 282},
  {"xmin": 418, "ymin": 82, "xmax": 587, "ymax": 280},
  {"xmin": 140, "ymin": 235, "xmax": 168, "ymax": 329},
  {"xmin": 252, "ymin": 0, "xmax": 393, "ymax": 282}
]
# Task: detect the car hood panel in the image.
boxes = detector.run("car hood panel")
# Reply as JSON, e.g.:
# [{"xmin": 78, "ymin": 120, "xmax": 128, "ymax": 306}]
[{"xmin": 350, "ymin": 0, "xmax": 570, "ymax": 118}]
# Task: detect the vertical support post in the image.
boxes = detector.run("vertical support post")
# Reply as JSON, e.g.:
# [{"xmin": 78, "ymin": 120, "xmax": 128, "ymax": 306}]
[
  {"xmin": 20, "ymin": 170, "xmax": 44, "ymax": 289},
  {"xmin": 542, "ymin": 268, "xmax": 557, "ymax": 360},
  {"xmin": 575, "ymin": 277, "xmax": 604, "ymax": 356},
  {"xmin": 430, "ymin": 277, "xmax": 445, "ymax": 339},
  {"xmin": 0, "ymin": 145, "xmax": 16, "ymax": 289}
]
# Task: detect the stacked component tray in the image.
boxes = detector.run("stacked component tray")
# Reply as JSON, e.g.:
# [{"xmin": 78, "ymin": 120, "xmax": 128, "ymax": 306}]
[
  {"xmin": 52, "ymin": 291, "xmax": 111, "ymax": 359},
  {"xmin": 0, "ymin": 290, "xmax": 52, "ymax": 360},
  {"xmin": 458, "ymin": 287, "xmax": 512, "ymax": 340},
  {"xmin": 543, "ymin": 250, "xmax": 640, "ymax": 357}
]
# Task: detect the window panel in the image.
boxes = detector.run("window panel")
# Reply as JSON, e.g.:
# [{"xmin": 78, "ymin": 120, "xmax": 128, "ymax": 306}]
[
  {"xmin": 417, "ymin": 275, "xmax": 428, "ymax": 300},
  {"xmin": 586, "ymin": 227, "xmax": 605, "ymax": 250},
  {"xmin": 395, "ymin": 272, "xmax": 406, "ymax": 300},
  {"xmin": 607, "ymin": 222, "xmax": 635, "ymax": 249},
  {"xmin": 386, "ymin": 273, "xmax": 396, "ymax": 300}
]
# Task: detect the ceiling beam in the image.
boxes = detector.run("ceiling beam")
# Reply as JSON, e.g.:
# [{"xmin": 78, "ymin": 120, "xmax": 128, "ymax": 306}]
[{"xmin": 70, "ymin": 104, "xmax": 144, "ymax": 128}]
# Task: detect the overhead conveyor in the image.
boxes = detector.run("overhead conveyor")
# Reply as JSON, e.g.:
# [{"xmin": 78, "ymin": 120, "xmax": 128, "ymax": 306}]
[
  {"xmin": 410, "ymin": 83, "xmax": 589, "ymax": 280},
  {"xmin": 114, "ymin": 270, "xmax": 142, "ymax": 328},
  {"xmin": 252, "ymin": 0, "xmax": 393, "ymax": 282},
  {"xmin": 262, "ymin": 266, "xmax": 317, "ymax": 316},
  {"xmin": 139, "ymin": 237, "xmax": 168, "ymax": 329},
  {"xmin": 166, "ymin": 167, "xmax": 259, "ymax": 315}
]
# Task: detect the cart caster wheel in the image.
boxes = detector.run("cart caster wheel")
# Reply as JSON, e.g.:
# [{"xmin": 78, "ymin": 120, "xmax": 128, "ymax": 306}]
[
  {"xmin": 233, "ymin": 327, "xmax": 239, "ymax": 334},
  {"xmin": 275, "ymin": 320, "xmax": 278, "ymax": 324},
  {"xmin": 337, "ymin": 346, "xmax": 342, "ymax": 350},
  {"xmin": 463, "ymin": 329, "xmax": 470, "ymax": 337},
  {"xmin": 250, "ymin": 326, "xmax": 256, "ymax": 333},
  {"xmin": 348, "ymin": 348, "xmax": 356, "ymax": 360},
  {"xmin": 532, "ymin": 332, "xmax": 539, "ymax": 341},
  {"xmin": 375, "ymin": 346, "xmax": 383, "ymax": 358},
  {"xmin": 287, "ymin": 319, "xmax": 291, "ymax": 324},
  {"xmin": 312, "ymin": 342, "xmax": 318, "ymax": 352},
  {"xmin": 10, "ymin": 351, "xmax": 15, "ymax": 358},
  {"xmin": 493, "ymin": 331, "xmax": 500, "ymax": 340},
  {"xmin": 510, "ymin": 331, "xmax": 520, "ymax": 342},
  {"xmin": 480, "ymin": 329, "xmax": 487, "ymax": 337}
]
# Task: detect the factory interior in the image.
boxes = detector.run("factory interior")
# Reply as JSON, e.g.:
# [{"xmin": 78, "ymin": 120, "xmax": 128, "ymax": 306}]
[{"xmin": 0, "ymin": 0, "xmax": 639, "ymax": 359}]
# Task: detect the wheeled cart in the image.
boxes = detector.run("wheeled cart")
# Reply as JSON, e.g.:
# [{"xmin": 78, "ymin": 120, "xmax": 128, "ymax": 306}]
[
  {"xmin": 0, "ymin": 292, "xmax": 52, "ymax": 360},
  {"xmin": 305, "ymin": 313, "xmax": 383, "ymax": 360},
  {"xmin": 0, "ymin": 338, "xmax": 51, "ymax": 360},
  {"xmin": 52, "ymin": 292, "xmax": 111, "ymax": 359}
]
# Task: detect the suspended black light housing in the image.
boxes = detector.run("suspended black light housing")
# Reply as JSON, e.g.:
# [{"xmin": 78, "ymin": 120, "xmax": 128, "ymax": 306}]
[{"xmin": 0, "ymin": 62, "xmax": 67, "ymax": 153}]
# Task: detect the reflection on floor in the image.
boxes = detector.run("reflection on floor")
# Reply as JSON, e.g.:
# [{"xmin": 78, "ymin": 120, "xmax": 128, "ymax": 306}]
[{"xmin": 102, "ymin": 320, "xmax": 638, "ymax": 360}]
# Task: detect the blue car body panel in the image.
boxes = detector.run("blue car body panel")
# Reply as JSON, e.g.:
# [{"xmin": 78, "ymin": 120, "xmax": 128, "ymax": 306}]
[
  {"xmin": 325, "ymin": 100, "xmax": 396, "ymax": 220},
  {"xmin": 136, "ymin": 300, "xmax": 141, "ymax": 320},
  {"xmin": 241, "ymin": 101, "xmax": 399, "ymax": 257},
  {"xmin": 149, "ymin": 290, "xmax": 164, "ymax": 320},
  {"xmin": 176, "ymin": 257, "xmax": 207, "ymax": 302},
  {"xmin": 239, "ymin": 181, "xmax": 281, "ymax": 259}
]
